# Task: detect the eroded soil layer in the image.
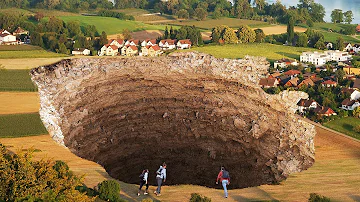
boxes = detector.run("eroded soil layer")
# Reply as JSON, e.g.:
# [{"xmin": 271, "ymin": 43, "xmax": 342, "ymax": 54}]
[{"xmin": 30, "ymin": 52, "xmax": 315, "ymax": 188}]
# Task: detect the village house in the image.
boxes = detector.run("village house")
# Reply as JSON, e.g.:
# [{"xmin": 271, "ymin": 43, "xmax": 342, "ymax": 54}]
[
  {"xmin": 324, "ymin": 50, "xmax": 352, "ymax": 62},
  {"xmin": 121, "ymin": 45, "xmax": 138, "ymax": 56},
  {"xmin": 108, "ymin": 39, "xmax": 124, "ymax": 48},
  {"xmin": 284, "ymin": 69, "xmax": 301, "ymax": 78},
  {"xmin": 341, "ymin": 98, "xmax": 360, "ymax": 111},
  {"xmin": 0, "ymin": 29, "xmax": 17, "ymax": 45},
  {"xmin": 12, "ymin": 27, "xmax": 28, "ymax": 36},
  {"xmin": 352, "ymin": 44, "xmax": 360, "ymax": 53},
  {"xmin": 321, "ymin": 80, "xmax": 337, "ymax": 87},
  {"xmin": 125, "ymin": 39, "xmax": 139, "ymax": 46},
  {"xmin": 297, "ymin": 99, "xmax": 319, "ymax": 113},
  {"xmin": 313, "ymin": 106, "xmax": 337, "ymax": 116},
  {"xmin": 72, "ymin": 48, "xmax": 90, "ymax": 55},
  {"xmin": 269, "ymin": 72, "xmax": 281, "ymax": 79},
  {"xmin": 343, "ymin": 42, "xmax": 352, "ymax": 52},
  {"xmin": 341, "ymin": 88, "xmax": 360, "ymax": 101},
  {"xmin": 141, "ymin": 39, "xmax": 157, "ymax": 47},
  {"xmin": 159, "ymin": 39, "xmax": 176, "ymax": 50},
  {"xmin": 325, "ymin": 42, "xmax": 333, "ymax": 50},
  {"xmin": 300, "ymin": 51, "xmax": 328, "ymax": 66},
  {"xmin": 258, "ymin": 78, "xmax": 279, "ymax": 88},
  {"xmin": 357, "ymin": 24, "xmax": 360, "ymax": 33},
  {"xmin": 344, "ymin": 66, "xmax": 360, "ymax": 75},
  {"xmin": 298, "ymin": 78, "xmax": 315, "ymax": 88},
  {"xmin": 98, "ymin": 44, "xmax": 119, "ymax": 56},
  {"xmin": 273, "ymin": 58, "xmax": 299, "ymax": 68},
  {"xmin": 141, "ymin": 45, "xmax": 162, "ymax": 56},
  {"xmin": 353, "ymin": 79, "xmax": 360, "ymax": 90},
  {"xmin": 177, "ymin": 39, "xmax": 192, "ymax": 49},
  {"xmin": 284, "ymin": 77, "xmax": 299, "ymax": 87},
  {"xmin": 303, "ymin": 73, "xmax": 317, "ymax": 79}
]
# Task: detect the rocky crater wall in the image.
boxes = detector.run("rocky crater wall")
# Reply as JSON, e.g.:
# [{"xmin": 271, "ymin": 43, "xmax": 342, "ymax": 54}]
[{"xmin": 30, "ymin": 52, "xmax": 315, "ymax": 188}]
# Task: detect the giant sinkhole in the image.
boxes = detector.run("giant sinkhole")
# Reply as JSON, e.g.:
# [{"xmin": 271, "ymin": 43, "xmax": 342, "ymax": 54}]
[{"xmin": 30, "ymin": 52, "xmax": 315, "ymax": 189}]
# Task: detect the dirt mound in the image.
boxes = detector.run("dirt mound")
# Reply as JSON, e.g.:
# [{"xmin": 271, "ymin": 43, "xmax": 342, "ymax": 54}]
[{"xmin": 30, "ymin": 52, "xmax": 315, "ymax": 189}]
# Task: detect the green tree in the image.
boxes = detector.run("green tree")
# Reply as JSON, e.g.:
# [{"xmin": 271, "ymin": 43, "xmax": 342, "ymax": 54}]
[
  {"xmin": 335, "ymin": 37, "xmax": 344, "ymax": 50},
  {"xmin": 122, "ymin": 28, "xmax": 131, "ymax": 40},
  {"xmin": 67, "ymin": 21, "xmax": 81, "ymax": 38},
  {"xmin": 297, "ymin": 32, "xmax": 308, "ymax": 47},
  {"xmin": 98, "ymin": 180, "xmax": 121, "ymax": 202},
  {"xmin": 287, "ymin": 16, "xmax": 295, "ymax": 45},
  {"xmin": 254, "ymin": 0, "xmax": 266, "ymax": 10},
  {"xmin": 211, "ymin": 25, "xmax": 228, "ymax": 43},
  {"xmin": 176, "ymin": 26, "xmax": 188, "ymax": 40},
  {"xmin": 195, "ymin": 8, "xmax": 207, "ymax": 21},
  {"xmin": 30, "ymin": 31, "xmax": 43, "ymax": 47},
  {"xmin": 177, "ymin": 9, "xmax": 189, "ymax": 19},
  {"xmin": 309, "ymin": 3, "xmax": 325, "ymax": 22},
  {"xmin": 223, "ymin": 27, "xmax": 238, "ymax": 44},
  {"xmin": 254, "ymin": 28, "xmax": 265, "ymax": 43},
  {"xmin": 354, "ymin": 125, "xmax": 360, "ymax": 133},
  {"xmin": 314, "ymin": 37, "xmax": 325, "ymax": 49},
  {"xmin": 212, "ymin": 9, "xmax": 221, "ymax": 19},
  {"xmin": 353, "ymin": 107, "xmax": 360, "ymax": 118},
  {"xmin": 331, "ymin": 9, "xmax": 343, "ymax": 23},
  {"xmin": 99, "ymin": 31, "xmax": 108, "ymax": 46},
  {"xmin": 237, "ymin": 25, "xmax": 256, "ymax": 43},
  {"xmin": 343, "ymin": 10, "xmax": 353, "ymax": 24},
  {"xmin": 335, "ymin": 69, "xmax": 345, "ymax": 83},
  {"xmin": 58, "ymin": 43, "xmax": 68, "ymax": 54},
  {"xmin": 164, "ymin": 26, "xmax": 169, "ymax": 39}
]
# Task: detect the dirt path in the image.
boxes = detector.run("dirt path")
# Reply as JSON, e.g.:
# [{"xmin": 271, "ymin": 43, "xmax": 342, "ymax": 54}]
[
  {"xmin": 0, "ymin": 92, "xmax": 40, "ymax": 114},
  {"xmin": 1, "ymin": 126, "xmax": 360, "ymax": 201}
]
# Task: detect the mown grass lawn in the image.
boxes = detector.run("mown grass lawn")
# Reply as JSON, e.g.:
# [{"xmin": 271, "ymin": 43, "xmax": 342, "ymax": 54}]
[
  {"xmin": 0, "ymin": 50, "xmax": 67, "ymax": 59},
  {"xmin": 0, "ymin": 70, "xmax": 37, "ymax": 92},
  {"xmin": 59, "ymin": 16, "xmax": 170, "ymax": 35},
  {"xmin": 323, "ymin": 117, "xmax": 360, "ymax": 140},
  {"xmin": 0, "ymin": 45, "xmax": 43, "ymax": 51},
  {"xmin": 192, "ymin": 43, "xmax": 316, "ymax": 62},
  {"xmin": 0, "ymin": 113, "xmax": 47, "ymax": 138},
  {"xmin": 320, "ymin": 30, "xmax": 360, "ymax": 43}
]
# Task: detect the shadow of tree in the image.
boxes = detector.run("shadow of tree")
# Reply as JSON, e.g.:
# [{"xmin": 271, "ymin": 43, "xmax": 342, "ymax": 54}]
[{"xmin": 275, "ymin": 52, "xmax": 300, "ymax": 60}]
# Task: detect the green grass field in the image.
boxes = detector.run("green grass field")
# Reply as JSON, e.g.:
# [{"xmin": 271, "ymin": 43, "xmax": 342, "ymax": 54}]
[
  {"xmin": 320, "ymin": 30, "xmax": 360, "ymax": 43},
  {"xmin": 0, "ymin": 113, "xmax": 47, "ymax": 138},
  {"xmin": 0, "ymin": 8, "xmax": 33, "ymax": 16},
  {"xmin": 0, "ymin": 50, "xmax": 67, "ymax": 59},
  {"xmin": 59, "ymin": 16, "xmax": 170, "ymax": 35},
  {"xmin": 0, "ymin": 45, "xmax": 43, "ymax": 51},
  {"xmin": 29, "ymin": 8, "xmax": 80, "ymax": 17},
  {"xmin": 157, "ymin": 17, "xmax": 269, "ymax": 30},
  {"xmin": 0, "ymin": 70, "xmax": 37, "ymax": 92},
  {"xmin": 192, "ymin": 43, "xmax": 315, "ymax": 62},
  {"xmin": 324, "ymin": 117, "xmax": 360, "ymax": 140},
  {"xmin": 312, "ymin": 22, "xmax": 356, "ymax": 32}
]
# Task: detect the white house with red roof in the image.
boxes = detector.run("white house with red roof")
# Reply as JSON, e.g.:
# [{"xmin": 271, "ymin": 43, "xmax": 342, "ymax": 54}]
[
  {"xmin": 125, "ymin": 39, "xmax": 139, "ymax": 46},
  {"xmin": 274, "ymin": 58, "xmax": 298, "ymax": 68},
  {"xmin": 141, "ymin": 39, "xmax": 157, "ymax": 47},
  {"xmin": 321, "ymin": 80, "xmax": 337, "ymax": 87},
  {"xmin": 141, "ymin": 45, "xmax": 162, "ymax": 56},
  {"xmin": 98, "ymin": 44, "xmax": 119, "ymax": 56},
  {"xmin": 353, "ymin": 44, "xmax": 360, "ymax": 53},
  {"xmin": 72, "ymin": 48, "xmax": 90, "ymax": 55},
  {"xmin": 177, "ymin": 39, "xmax": 192, "ymax": 49},
  {"xmin": 159, "ymin": 39, "xmax": 176, "ymax": 50},
  {"xmin": 108, "ymin": 39, "xmax": 124, "ymax": 48},
  {"xmin": 0, "ymin": 29, "xmax": 17, "ymax": 45}
]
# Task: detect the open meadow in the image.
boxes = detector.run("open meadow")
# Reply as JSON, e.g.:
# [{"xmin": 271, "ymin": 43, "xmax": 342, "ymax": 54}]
[
  {"xmin": 324, "ymin": 117, "xmax": 360, "ymax": 140},
  {"xmin": 0, "ymin": 113, "xmax": 47, "ymax": 138},
  {"xmin": 192, "ymin": 43, "xmax": 316, "ymax": 62},
  {"xmin": 0, "ymin": 50, "xmax": 67, "ymax": 59}
]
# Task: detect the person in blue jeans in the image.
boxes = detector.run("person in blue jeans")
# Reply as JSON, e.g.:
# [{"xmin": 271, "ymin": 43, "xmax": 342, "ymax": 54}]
[
  {"xmin": 154, "ymin": 162, "xmax": 167, "ymax": 196},
  {"xmin": 216, "ymin": 166, "xmax": 230, "ymax": 198}
]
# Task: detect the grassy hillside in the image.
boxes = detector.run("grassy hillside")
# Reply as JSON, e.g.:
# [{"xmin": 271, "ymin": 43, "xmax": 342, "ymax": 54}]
[
  {"xmin": 0, "ymin": 45, "xmax": 43, "ymax": 51},
  {"xmin": 0, "ymin": 50, "xmax": 67, "ymax": 59},
  {"xmin": 0, "ymin": 70, "xmax": 37, "ymax": 92},
  {"xmin": 0, "ymin": 113, "xmax": 47, "ymax": 138},
  {"xmin": 320, "ymin": 30, "xmax": 360, "ymax": 43},
  {"xmin": 324, "ymin": 117, "xmax": 360, "ymax": 140},
  {"xmin": 192, "ymin": 43, "xmax": 315, "ymax": 62},
  {"xmin": 59, "ymin": 16, "xmax": 170, "ymax": 35}
]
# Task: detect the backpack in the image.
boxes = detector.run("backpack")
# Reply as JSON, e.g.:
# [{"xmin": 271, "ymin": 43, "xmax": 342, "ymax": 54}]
[
  {"xmin": 139, "ymin": 173, "xmax": 145, "ymax": 180},
  {"xmin": 222, "ymin": 170, "xmax": 230, "ymax": 179}
]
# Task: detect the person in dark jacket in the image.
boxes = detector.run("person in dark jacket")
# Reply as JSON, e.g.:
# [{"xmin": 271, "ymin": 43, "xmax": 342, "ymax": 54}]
[
  {"xmin": 216, "ymin": 166, "xmax": 230, "ymax": 198},
  {"xmin": 138, "ymin": 169, "xmax": 149, "ymax": 196}
]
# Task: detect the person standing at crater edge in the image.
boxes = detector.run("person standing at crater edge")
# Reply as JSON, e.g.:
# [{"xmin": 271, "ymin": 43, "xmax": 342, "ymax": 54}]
[
  {"xmin": 154, "ymin": 162, "xmax": 167, "ymax": 196},
  {"xmin": 138, "ymin": 169, "xmax": 149, "ymax": 196},
  {"xmin": 216, "ymin": 166, "xmax": 230, "ymax": 198}
]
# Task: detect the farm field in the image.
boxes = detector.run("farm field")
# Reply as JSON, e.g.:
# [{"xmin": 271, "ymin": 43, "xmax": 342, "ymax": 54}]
[
  {"xmin": 255, "ymin": 25, "xmax": 307, "ymax": 35},
  {"xmin": 324, "ymin": 117, "xmax": 360, "ymax": 140},
  {"xmin": 312, "ymin": 22, "xmax": 357, "ymax": 32},
  {"xmin": 0, "ymin": 113, "xmax": 47, "ymax": 138},
  {"xmin": 0, "ymin": 8, "xmax": 33, "ymax": 15},
  {"xmin": 59, "ymin": 16, "xmax": 171, "ymax": 35},
  {"xmin": 0, "ymin": 69, "xmax": 37, "ymax": 91},
  {"xmin": 0, "ymin": 50, "xmax": 67, "ymax": 59},
  {"xmin": 0, "ymin": 45, "xmax": 42, "ymax": 51},
  {"xmin": 320, "ymin": 30, "xmax": 360, "ymax": 43},
  {"xmin": 0, "ymin": 57, "xmax": 66, "ymax": 69},
  {"xmin": 1, "ymin": 127, "xmax": 360, "ymax": 201},
  {"xmin": 29, "ymin": 8, "xmax": 80, "ymax": 17},
  {"xmin": 0, "ymin": 92, "xmax": 39, "ymax": 114},
  {"xmin": 192, "ymin": 43, "xmax": 315, "ymax": 62}
]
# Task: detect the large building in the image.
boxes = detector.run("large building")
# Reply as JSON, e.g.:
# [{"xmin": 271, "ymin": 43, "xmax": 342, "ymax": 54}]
[{"xmin": 300, "ymin": 50, "xmax": 352, "ymax": 66}]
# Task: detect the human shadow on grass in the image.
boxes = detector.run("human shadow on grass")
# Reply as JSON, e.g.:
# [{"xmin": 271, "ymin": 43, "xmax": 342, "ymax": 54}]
[
  {"xmin": 230, "ymin": 187, "xmax": 280, "ymax": 202},
  {"xmin": 349, "ymin": 194, "xmax": 360, "ymax": 201},
  {"xmin": 118, "ymin": 181, "xmax": 160, "ymax": 202}
]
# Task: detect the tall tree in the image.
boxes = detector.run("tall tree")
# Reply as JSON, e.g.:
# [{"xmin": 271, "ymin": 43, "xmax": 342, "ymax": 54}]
[
  {"xmin": 296, "ymin": 32, "xmax": 308, "ymax": 47},
  {"xmin": 343, "ymin": 10, "xmax": 353, "ymax": 24},
  {"xmin": 287, "ymin": 16, "xmax": 295, "ymax": 45},
  {"xmin": 237, "ymin": 25, "xmax": 256, "ymax": 43},
  {"xmin": 309, "ymin": 3, "xmax": 325, "ymax": 22},
  {"xmin": 122, "ymin": 28, "xmax": 131, "ymax": 40},
  {"xmin": 164, "ymin": 26, "xmax": 169, "ymax": 39},
  {"xmin": 195, "ymin": 7, "xmax": 207, "ymax": 21},
  {"xmin": 331, "ymin": 9, "xmax": 343, "ymax": 23},
  {"xmin": 99, "ymin": 31, "xmax": 108, "ymax": 46},
  {"xmin": 254, "ymin": 28, "xmax": 265, "ymax": 43},
  {"xmin": 314, "ymin": 37, "xmax": 325, "ymax": 49},
  {"xmin": 222, "ymin": 27, "xmax": 237, "ymax": 44},
  {"xmin": 335, "ymin": 37, "xmax": 344, "ymax": 50}
]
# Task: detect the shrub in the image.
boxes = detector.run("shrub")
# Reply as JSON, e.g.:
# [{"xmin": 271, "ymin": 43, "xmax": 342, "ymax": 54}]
[
  {"xmin": 141, "ymin": 199, "xmax": 154, "ymax": 202},
  {"xmin": 308, "ymin": 193, "xmax": 331, "ymax": 202},
  {"xmin": 354, "ymin": 125, "xmax": 360, "ymax": 133},
  {"xmin": 98, "ymin": 180, "xmax": 121, "ymax": 202},
  {"xmin": 190, "ymin": 193, "xmax": 211, "ymax": 202}
]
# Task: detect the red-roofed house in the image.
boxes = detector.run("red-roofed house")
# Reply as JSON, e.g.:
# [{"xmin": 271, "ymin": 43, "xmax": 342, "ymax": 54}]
[
  {"xmin": 297, "ymin": 99, "xmax": 319, "ymax": 113},
  {"xmin": 313, "ymin": 106, "xmax": 337, "ymax": 116},
  {"xmin": 0, "ymin": 32, "xmax": 17, "ymax": 45},
  {"xmin": 357, "ymin": 24, "xmax": 360, "ymax": 32},
  {"xmin": 141, "ymin": 45, "xmax": 162, "ymax": 56},
  {"xmin": 284, "ymin": 77, "xmax": 299, "ymax": 87},
  {"xmin": 353, "ymin": 79, "xmax": 360, "ymax": 90},
  {"xmin": 258, "ymin": 78, "xmax": 279, "ymax": 88},
  {"xmin": 284, "ymin": 69, "xmax": 301, "ymax": 77},
  {"xmin": 274, "ymin": 58, "xmax": 298, "ymax": 68},
  {"xmin": 177, "ymin": 39, "xmax": 192, "ymax": 49},
  {"xmin": 321, "ymin": 80, "xmax": 337, "ymax": 87},
  {"xmin": 159, "ymin": 39, "xmax": 176, "ymax": 50},
  {"xmin": 343, "ymin": 42, "xmax": 352, "ymax": 52},
  {"xmin": 341, "ymin": 98, "xmax": 360, "ymax": 110},
  {"xmin": 125, "ymin": 39, "xmax": 139, "ymax": 46},
  {"xmin": 121, "ymin": 45, "xmax": 138, "ymax": 56},
  {"xmin": 298, "ymin": 78, "xmax": 315, "ymax": 88},
  {"xmin": 12, "ymin": 27, "xmax": 28, "ymax": 36},
  {"xmin": 98, "ymin": 44, "xmax": 119, "ymax": 56},
  {"xmin": 108, "ymin": 39, "xmax": 124, "ymax": 48},
  {"xmin": 141, "ymin": 39, "xmax": 157, "ymax": 47}
]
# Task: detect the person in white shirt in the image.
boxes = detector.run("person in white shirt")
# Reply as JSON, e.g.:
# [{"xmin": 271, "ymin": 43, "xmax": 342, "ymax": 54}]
[
  {"xmin": 154, "ymin": 162, "xmax": 167, "ymax": 196},
  {"xmin": 138, "ymin": 169, "xmax": 149, "ymax": 196}
]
